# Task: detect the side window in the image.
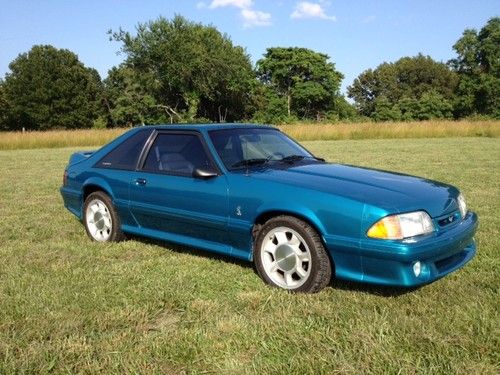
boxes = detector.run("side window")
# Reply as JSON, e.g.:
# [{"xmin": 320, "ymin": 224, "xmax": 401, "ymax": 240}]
[
  {"xmin": 96, "ymin": 129, "xmax": 152, "ymax": 170},
  {"xmin": 142, "ymin": 133, "xmax": 213, "ymax": 176}
]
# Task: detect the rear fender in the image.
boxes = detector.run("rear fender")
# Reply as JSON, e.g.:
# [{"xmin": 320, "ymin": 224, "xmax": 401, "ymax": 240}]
[{"xmin": 82, "ymin": 177, "xmax": 115, "ymax": 203}]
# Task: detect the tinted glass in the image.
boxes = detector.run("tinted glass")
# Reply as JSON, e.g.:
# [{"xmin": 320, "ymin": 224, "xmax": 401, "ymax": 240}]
[
  {"xmin": 209, "ymin": 128, "xmax": 312, "ymax": 169},
  {"xmin": 143, "ymin": 133, "xmax": 213, "ymax": 176},
  {"xmin": 96, "ymin": 129, "xmax": 152, "ymax": 170}
]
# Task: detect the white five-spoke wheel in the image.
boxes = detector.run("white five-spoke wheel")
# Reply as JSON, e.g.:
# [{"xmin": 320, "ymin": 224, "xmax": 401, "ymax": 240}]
[
  {"xmin": 85, "ymin": 199, "xmax": 112, "ymax": 241},
  {"xmin": 261, "ymin": 227, "xmax": 311, "ymax": 289},
  {"xmin": 83, "ymin": 191, "xmax": 125, "ymax": 242},
  {"xmin": 255, "ymin": 216, "xmax": 332, "ymax": 293}
]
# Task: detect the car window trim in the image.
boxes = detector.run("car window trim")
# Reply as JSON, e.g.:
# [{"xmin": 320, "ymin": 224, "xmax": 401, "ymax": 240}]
[
  {"xmin": 135, "ymin": 129, "xmax": 158, "ymax": 171},
  {"xmin": 137, "ymin": 129, "xmax": 222, "ymax": 177}
]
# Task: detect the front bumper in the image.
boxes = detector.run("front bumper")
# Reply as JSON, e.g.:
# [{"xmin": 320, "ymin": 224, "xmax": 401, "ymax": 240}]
[
  {"xmin": 356, "ymin": 211, "xmax": 478, "ymax": 286},
  {"xmin": 324, "ymin": 211, "xmax": 478, "ymax": 287}
]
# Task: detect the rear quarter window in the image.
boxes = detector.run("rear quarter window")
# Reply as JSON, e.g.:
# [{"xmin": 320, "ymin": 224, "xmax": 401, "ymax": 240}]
[{"xmin": 95, "ymin": 129, "xmax": 152, "ymax": 170}]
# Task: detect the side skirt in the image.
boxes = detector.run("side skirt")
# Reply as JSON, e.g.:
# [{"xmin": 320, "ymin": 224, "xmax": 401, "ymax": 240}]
[{"xmin": 121, "ymin": 225, "xmax": 252, "ymax": 262}]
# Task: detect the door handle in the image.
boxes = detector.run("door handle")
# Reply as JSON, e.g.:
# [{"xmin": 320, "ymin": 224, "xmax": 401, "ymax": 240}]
[{"xmin": 135, "ymin": 178, "xmax": 147, "ymax": 186}]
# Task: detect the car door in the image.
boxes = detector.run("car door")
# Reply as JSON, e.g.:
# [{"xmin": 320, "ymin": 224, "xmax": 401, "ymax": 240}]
[
  {"xmin": 128, "ymin": 130, "xmax": 229, "ymax": 246},
  {"xmin": 91, "ymin": 128, "xmax": 153, "ymax": 226}
]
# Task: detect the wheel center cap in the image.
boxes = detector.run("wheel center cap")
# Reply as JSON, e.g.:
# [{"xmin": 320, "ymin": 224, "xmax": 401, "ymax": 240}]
[
  {"xmin": 275, "ymin": 245, "xmax": 296, "ymax": 272},
  {"xmin": 94, "ymin": 212, "xmax": 104, "ymax": 230}
]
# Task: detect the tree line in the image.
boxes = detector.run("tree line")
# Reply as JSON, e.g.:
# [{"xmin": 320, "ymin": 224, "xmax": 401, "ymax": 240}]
[{"xmin": 0, "ymin": 15, "xmax": 498, "ymax": 130}]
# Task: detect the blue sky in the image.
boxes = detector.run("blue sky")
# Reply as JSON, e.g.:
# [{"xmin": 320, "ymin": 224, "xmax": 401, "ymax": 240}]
[{"xmin": 0, "ymin": 0, "xmax": 498, "ymax": 93}]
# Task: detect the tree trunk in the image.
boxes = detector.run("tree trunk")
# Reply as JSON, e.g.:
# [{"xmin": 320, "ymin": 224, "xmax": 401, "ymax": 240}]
[
  {"xmin": 102, "ymin": 96, "xmax": 116, "ymax": 127},
  {"xmin": 287, "ymin": 91, "xmax": 291, "ymax": 117},
  {"xmin": 218, "ymin": 106, "xmax": 228, "ymax": 123},
  {"xmin": 156, "ymin": 104, "xmax": 181, "ymax": 124}
]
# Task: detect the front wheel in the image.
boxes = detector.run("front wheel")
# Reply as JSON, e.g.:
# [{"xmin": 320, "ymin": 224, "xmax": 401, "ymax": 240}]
[
  {"xmin": 254, "ymin": 215, "xmax": 332, "ymax": 293},
  {"xmin": 83, "ymin": 191, "xmax": 125, "ymax": 242}
]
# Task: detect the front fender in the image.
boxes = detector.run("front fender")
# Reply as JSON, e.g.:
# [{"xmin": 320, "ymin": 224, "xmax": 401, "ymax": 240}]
[{"xmin": 255, "ymin": 201, "xmax": 328, "ymax": 236}]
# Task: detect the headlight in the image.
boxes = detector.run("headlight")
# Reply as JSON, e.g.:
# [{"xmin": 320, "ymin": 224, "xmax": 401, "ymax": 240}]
[
  {"xmin": 367, "ymin": 211, "xmax": 434, "ymax": 240},
  {"xmin": 457, "ymin": 193, "xmax": 467, "ymax": 219}
]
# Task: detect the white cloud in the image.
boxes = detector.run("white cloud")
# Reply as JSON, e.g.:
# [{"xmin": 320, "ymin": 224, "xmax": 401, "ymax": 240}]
[
  {"xmin": 291, "ymin": 1, "xmax": 336, "ymax": 21},
  {"xmin": 209, "ymin": 0, "xmax": 253, "ymax": 9},
  {"xmin": 241, "ymin": 9, "xmax": 271, "ymax": 28},
  {"xmin": 207, "ymin": 0, "xmax": 271, "ymax": 28},
  {"xmin": 196, "ymin": 1, "xmax": 207, "ymax": 9}
]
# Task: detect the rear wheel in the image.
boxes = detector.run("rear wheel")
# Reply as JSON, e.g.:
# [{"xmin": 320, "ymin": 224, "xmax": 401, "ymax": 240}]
[
  {"xmin": 254, "ymin": 215, "xmax": 332, "ymax": 293},
  {"xmin": 83, "ymin": 191, "xmax": 125, "ymax": 242}
]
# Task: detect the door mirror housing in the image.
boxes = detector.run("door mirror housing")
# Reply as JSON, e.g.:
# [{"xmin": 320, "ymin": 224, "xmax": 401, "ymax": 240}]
[{"xmin": 193, "ymin": 167, "xmax": 218, "ymax": 179}]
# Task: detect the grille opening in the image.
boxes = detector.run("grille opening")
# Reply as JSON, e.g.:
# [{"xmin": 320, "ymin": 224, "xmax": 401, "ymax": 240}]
[
  {"xmin": 438, "ymin": 212, "xmax": 459, "ymax": 227},
  {"xmin": 434, "ymin": 251, "xmax": 467, "ymax": 273}
]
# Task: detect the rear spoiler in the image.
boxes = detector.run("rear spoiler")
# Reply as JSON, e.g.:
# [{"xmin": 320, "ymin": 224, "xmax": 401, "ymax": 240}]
[{"xmin": 68, "ymin": 150, "xmax": 95, "ymax": 166}]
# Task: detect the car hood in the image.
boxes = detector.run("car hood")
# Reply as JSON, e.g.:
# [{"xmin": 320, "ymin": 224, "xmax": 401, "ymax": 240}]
[{"xmin": 250, "ymin": 163, "xmax": 459, "ymax": 217}]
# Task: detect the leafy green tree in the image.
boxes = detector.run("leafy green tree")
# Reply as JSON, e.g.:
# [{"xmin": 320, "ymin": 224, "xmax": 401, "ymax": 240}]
[
  {"xmin": 415, "ymin": 91, "xmax": 453, "ymax": 120},
  {"xmin": 397, "ymin": 92, "xmax": 453, "ymax": 121},
  {"xmin": 256, "ymin": 47, "xmax": 343, "ymax": 120},
  {"xmin": 103, "ymin": 65, "xmax": 163, "ymax": 126},
  {"xmin": 449, "ymin": 17, "xmax": 500, "ymax": 118},
  {"xmin": 0, "ymin": 81, "xmax": 10, "ymax": 130},
  {"xmin": 110, "ymin": 15, "xmax": 254, "ymax": 123},
  {"xmin": 398, "ymin": 97, "xmax": 420, "ymax": 121},
  {"xmin": 251, "ymin": 85, "xmax": 292, "ymax": 124},
  {"xmin": 348, "ymin": 54, "xmax": 458, "ymax": 119},
  {"xmin": 346, "ymin": 68, "xmax": 379, "ymax": 117},
  {"xmin": 372, "ymin": 96, "xmax": 401, "ymax": 122},
  {"xmin": 2, "ymin": 45, "xmax": 101, "ymax": 130},
  {"xmin": 331, "ymin": 96, "xmax": 359, "ymax": 121}
]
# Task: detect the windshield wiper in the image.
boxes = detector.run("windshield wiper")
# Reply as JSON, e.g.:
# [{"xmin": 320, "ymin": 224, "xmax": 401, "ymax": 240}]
[
  {"xmin": 279, "ymin": 155, "xmax": 306, "ymax": 163},
  {"xmin": 231, "ymin": 154, "xmax": 324, "ymax": 169},
  {"xmin": 279, "ymin": 155, "xmax": 325, "ymax": 164},
  {"xmin": 230, "ymin": 158, "xmax": 269, "ymax": 169}
]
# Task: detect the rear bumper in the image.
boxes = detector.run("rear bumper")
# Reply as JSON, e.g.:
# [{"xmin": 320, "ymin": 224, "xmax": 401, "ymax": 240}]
[
  {"xmin": 60, "ymin": 186, "xmax": 82, "ymax": 219},
  {"xmin": 326, "ymin": 212, "xmax": 478, "ymax": 287}
]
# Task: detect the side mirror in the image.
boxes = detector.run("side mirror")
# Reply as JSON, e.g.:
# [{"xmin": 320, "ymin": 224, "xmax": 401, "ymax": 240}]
[{"xmin": 193, "ymin": 167, "xmax": 218, "ymax": 179}]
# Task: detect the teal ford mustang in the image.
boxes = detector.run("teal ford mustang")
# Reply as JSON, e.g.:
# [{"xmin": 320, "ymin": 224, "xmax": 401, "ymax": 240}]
[{"xmin": 60, "ymin": 124, "xmax": 478, "ymax": 293}]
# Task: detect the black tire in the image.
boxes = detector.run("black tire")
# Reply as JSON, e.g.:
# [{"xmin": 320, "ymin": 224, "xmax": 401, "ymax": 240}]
[
  {"xmin": 83, "ymin": 191, "xmax": 126, "ymax": 242},
  {"xmin": 254, "ymin": 215, "xmax": 332, "ymax": 293}
]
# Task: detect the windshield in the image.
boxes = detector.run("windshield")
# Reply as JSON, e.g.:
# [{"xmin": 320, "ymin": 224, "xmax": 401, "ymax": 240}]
[{"xmin": 209, "ymin": 128, "xmax": 314, "ymax": 170}]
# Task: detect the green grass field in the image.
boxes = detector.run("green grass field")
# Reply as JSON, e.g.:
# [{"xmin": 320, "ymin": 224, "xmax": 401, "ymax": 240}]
[{"xmin": 0, "ymin": 138, "xmax": 498, "ymax": 374}]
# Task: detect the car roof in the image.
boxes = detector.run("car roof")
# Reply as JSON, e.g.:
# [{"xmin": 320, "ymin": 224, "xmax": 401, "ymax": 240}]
[{"xmin": 144, "ymin": 123, "xmax": 277, "ymax": 131}]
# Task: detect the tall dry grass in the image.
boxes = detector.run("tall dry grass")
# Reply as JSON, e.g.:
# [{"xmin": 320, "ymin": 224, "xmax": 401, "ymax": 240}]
[
  {"xmin": 278, "ymin": 120, "xmax": 500, "ymax": 141},
  {"xmin": 0, "ymin": 120, "xmax": 498, "ymax": 150},
  {"xmin": 0, "ymin": 128, "xmax": 128, "ymax": 150}
]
